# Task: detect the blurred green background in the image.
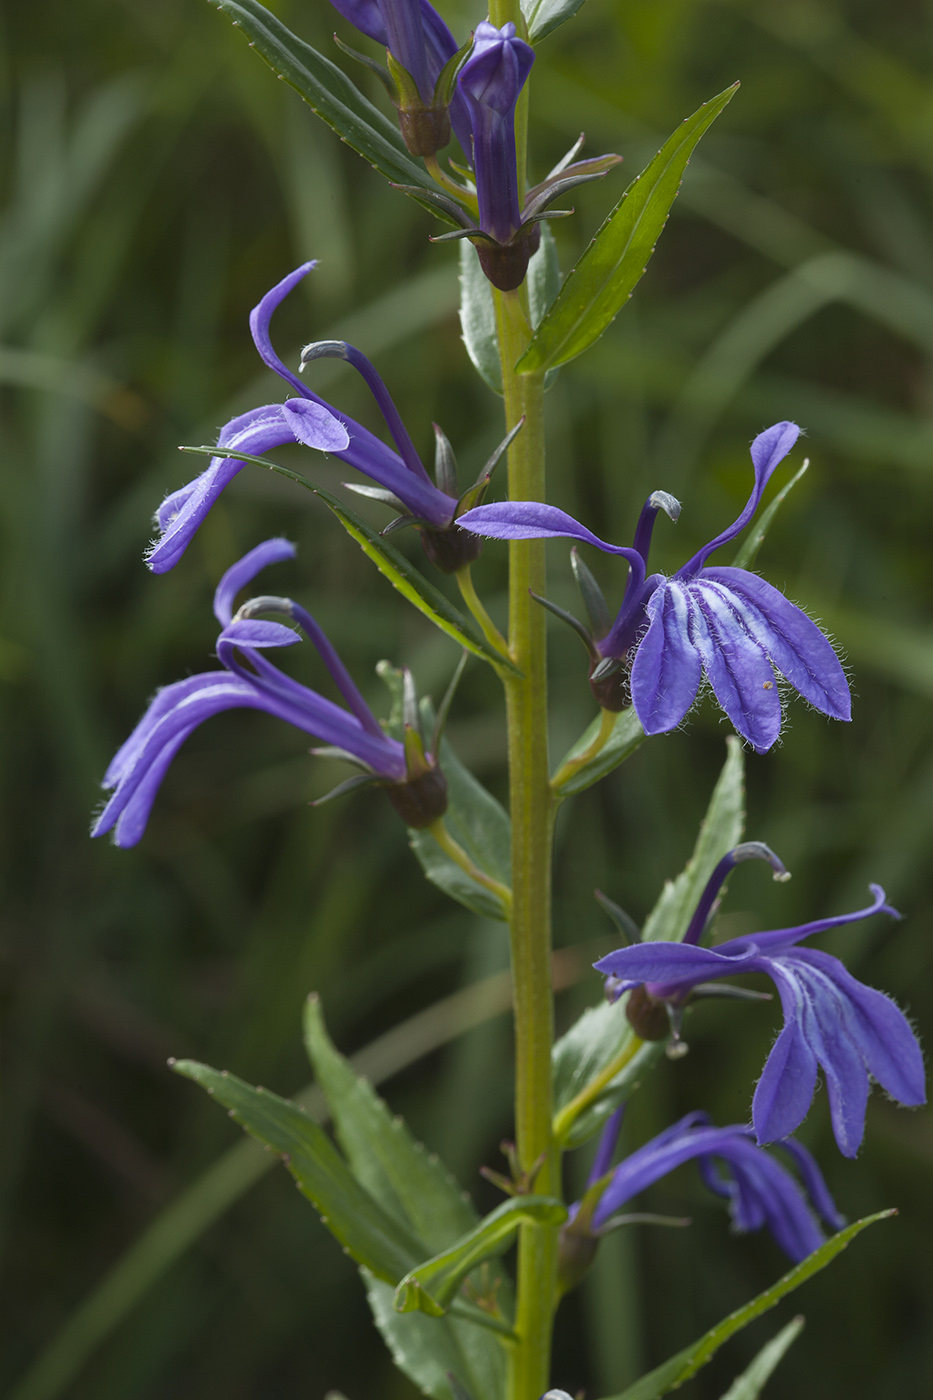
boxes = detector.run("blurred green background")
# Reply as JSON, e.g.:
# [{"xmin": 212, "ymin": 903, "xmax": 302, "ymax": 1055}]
[{"xmin": 2, "ymin": 0, "xmax": 932, "ymax": 1396}]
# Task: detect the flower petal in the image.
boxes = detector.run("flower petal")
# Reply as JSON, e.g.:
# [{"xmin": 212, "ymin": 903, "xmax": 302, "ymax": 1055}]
[
  {"xmin": 213, "ymin": 538, "xmax": 297, "ymax": 626},
  {"xmin": 594, "ymin": 941, "xmax": 735, "ymax": 984},
  {"xmin": 148, "ymin": 407, "xmax": 298, "ymax": 574},
  {"xmin": 702, "ymin": 567, "xmax": 850, "ymax": 721},
  {"xmin": 219, "ymin": 619, "xmax": 301, "ymax": 649},
  {"xmin": 629, "ymin": 583, "xmax": 703, "ymax": 735},
  {"xmin": 797, "ymin": 949, "xmax": 925, "ymax": 1109},
  {"xmin": 752, "ymin": 995, "xmax": 819, "ymax": 1145},
  {"xmin": 680, "ymin": 421, "xmax": 800, "ymax": 575},
  {"xmin": 249, "ymin": 263, "xmax": 316, "ymax": 397},
  {"xmin": 457, "ymin": 501, "xmax": 641, "ymax": 559},
  {"xmin": 281, "ymin": 398, "xmax": 350, "ymax": 453},
  {"xmin": 687, "ymin": 578, "xmax": 782, "ymax": 752}
]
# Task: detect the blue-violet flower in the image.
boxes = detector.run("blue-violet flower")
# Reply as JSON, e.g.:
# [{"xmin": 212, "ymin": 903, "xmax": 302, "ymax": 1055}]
[
  {"xmin": 594, "ymin": 848, "xmax": 926, "ymax": 1157},
  {"xmin": 558, "ymin": 1107, "xmax": 844, "ymax": 1291},
  {"xmin": 422, "ymin": 23, "xmax": 621, "ymax": 291},
  {"xmin": 151, "ymin": 263, "xmax": 482, "ymax": 576},
  {"xmin": 93, "ymin": 539, "xmax": 447, "ymax": 847},
  {"xmin": 328, "ymin": 0, "xmax": 472, "ymax": 155},
  {"xmin": 458, "ymin": 422, "xmax": 851, "ymax": 753}
]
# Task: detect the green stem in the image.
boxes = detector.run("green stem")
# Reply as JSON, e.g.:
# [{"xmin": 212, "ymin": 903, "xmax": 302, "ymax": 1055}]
[
  {"xmin": 456, "ymin": 565, "xmax": 510, "ymax": 661},
  {"xmin": 550, "ymin": 707, "xmax": 617, "ymax": 792},
  {"xmin": 552, "ymin": 1032, "xmax": 644, "ymax": 1146},
  {"xmin": 494, "ymin": 282, "xmax": 558, "ymax": 1400},
  {"xmin": 427, "ymin": 819, "xmax": 513, "ymax": 914}
]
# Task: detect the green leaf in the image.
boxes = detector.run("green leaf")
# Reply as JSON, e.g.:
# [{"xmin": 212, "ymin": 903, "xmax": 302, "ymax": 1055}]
[
  {"xmin": 718, "ymin": 1316, "xmax": 805, "ymax": 1400},
  {"xmin": 302, "ymin": 995, "xmax": 479, "ymax": 1253},
  {"xmin": 521, "ymin": 0, "xmax": 589, "ymax": 43},
  {"xmin": 458, "ymin": 227, "xmax": 561, "ymax": 396},
  {"xmin": 409, "ymin": 726, "xmax": 512, "ymax": 920},
  {"xmin": 598, "ymin": 1213, "xmax": 894, "ymax": 1400},
  {"xmin": 209, "ymin": 0, "xmax": 454, "ymax": 222},
  {"xmin": 394, "ymin": 1197, "xmax": 568, "ymax": 1318},
  {"xmin": 365, "ymin": 1275, "xmax": 506, "ymax": 1400},
  {"xmin": 641, "ymin": 735, "xmax": 744, "ymax": 943},
  {"xmin": 731, "ymin": 458, "xmax": 810, "ymax": 569},
  {"xmin": 302, "ymin": 999, "xmax": 512, "ymax": 1399},
  {"xmin": 552, "ymin": 708, "xmax": 646, "ymax": 797},
  {"xmin": 171, "ymin": 1060, "xmax": 421, "ymax": 1283},
  {"xmin": 315, "ymin": 486, "xmax": 520, "ymax": 673},
  {"xmin": 459, "ymin": 242, "xmax": 502, "ymax": 395},
  {"xmin": 517, "ymin": 84, "xmax": 739, "ymax": 374},
  {"xmin": 552, "ymin": 1004, "xmax": 666, "ymax": 1149}
]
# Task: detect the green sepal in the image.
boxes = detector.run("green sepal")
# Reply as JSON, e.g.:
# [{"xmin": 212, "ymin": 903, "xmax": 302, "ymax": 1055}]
[
  {"xmin": 394, "ymin": 1196, "xmax": 567, "ymax": 1318},
  {"xmin": 598, "ymin": 1213, "xmax": 895, "ymax": 1400},
  {"xmin": 521, "ymin": 0, "xmax": 590, "ymax": 43},
  {"xmin": 410, "ymin": 709, "xmax": 512, "ymax": 920},
  {"xmin": 314, "ymin": 485, "xmax": 521, "ymax": 674},
  {"xmin": 551, "ymin": 709, "xmax": 646, "ymax": 797},
  {"xmin": 332, "ymin": 31, "xmax": 398, "ymax": 101},
  {"xmin": 208, "ymin": 0, "xmax": 458, "ymax": 223},
  {"xmin": 432, "ymin": 36, "xmax": 473, "ymax": 108},
  {"xmin": 732, "ymin": 457, "xmax": 810, "ymax": 569},
  {"xmin": 718, "ymin": 1316, "xmax": 805, "ymax": 1400},
  {"xmin": 170, "ymin": 1059, "xmax": 422, "ymax": 1282},
  {"xmin": 641, "ymin": 735, "xmax": 744, "ymax": 943},
  {"xmin": 571, "ymin": 546, "xmax": 611, "ymax": 637},
  {"xmin": 386, "ymin": 49, "xmax": 422, "ymax": 109},
  {"xmin": 516, "ymin": 84, "xmax": 739, "ymax": 374}
]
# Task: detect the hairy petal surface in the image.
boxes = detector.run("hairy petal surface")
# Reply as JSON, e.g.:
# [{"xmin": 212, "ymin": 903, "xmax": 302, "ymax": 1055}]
[{"xmin": 703, "ymin": 567, "xmax": 850, "ymax": 720}]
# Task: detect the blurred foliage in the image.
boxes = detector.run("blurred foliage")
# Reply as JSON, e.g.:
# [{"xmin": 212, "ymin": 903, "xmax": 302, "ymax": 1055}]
[{"xmin": 2, "ymin": 0, "xmax": 932, "ymax": 1397}]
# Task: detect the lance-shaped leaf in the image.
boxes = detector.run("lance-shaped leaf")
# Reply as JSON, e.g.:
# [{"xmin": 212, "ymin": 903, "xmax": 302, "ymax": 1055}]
[
  {"xmin": 209, "ymin": 0, "xmax": 456, "ymax": 222},
  {"xmin": 552, "ymin": 708, "xmax": 646, "ymax": 797},
  {"xmin": 303, "ymin": 995, "xmax": 481, "ymax": 1252},
  {"xmin": 302, "ymin": 998, "xmax": 513, "ymax": 1398},
  {"xmin": 315, "ymin": 486, "xmax": 520, "ymax": 673},
  {"xmin": 597, "ymin": 1212, "xmax": 894, "ymax": 1400},
  {"xmin": 521, "ymin": 0, "xmax": 589, "ymax": 43},
  {"xmin": 718, "ymin": 1316, "xmax": 805, "ymax": 1400},
  {"xmin": 641, "ymin": 735, "xmax": 744, "ymax": 943},
  {"xmin": 394, "ymin": 1197, "xmax": 568, "ymax": 1318},
  {"xmin": 171, "ymin": 1060, "xmax": 422, "ymax": 1282},
  {"xmin": 731, "ymin": 457, "xmax": 810, "ymax": 570},
  {"xmin": 516, "ymin": 84, "xmax": 739, "ymax": 373},
  {"xmin": 410, "ymin": 718, "xmax": 512, "ymax": 920}
]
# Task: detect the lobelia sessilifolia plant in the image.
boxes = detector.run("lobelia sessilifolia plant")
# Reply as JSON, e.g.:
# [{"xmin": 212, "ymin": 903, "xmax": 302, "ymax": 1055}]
[{"xmin": 93, "ymin": 0, "xmax": 926, "ymax": 1396}]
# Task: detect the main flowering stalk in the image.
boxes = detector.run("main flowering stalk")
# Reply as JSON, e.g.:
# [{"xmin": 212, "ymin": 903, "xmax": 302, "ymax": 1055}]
[{"xmin": 486, "ymin": 12, "xmax": 558, "ymax": 1394}]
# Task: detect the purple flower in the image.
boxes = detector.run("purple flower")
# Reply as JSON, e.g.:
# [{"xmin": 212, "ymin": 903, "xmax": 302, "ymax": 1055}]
[
  {"xmin": 594, "ymin": 851, "xmax": 926, "ymax": 1157},
  {"xmin": 457, "ymin": 22, "xmax": 534, "ymax": 248},
  {"xmin": 559, "ymin": 1108, "xmax": 845, "ymax": 1289},
  {"xmin": 423, "ymin": 23, "xmax": 620, "ymax": 292},
  {"xmin": 458, "ymin": 422, "xmax": 851, "ymax": 753},
  {"xmin": 93, "ymin": 539, "xmax": 447, "ymax": 847},
  {"xmin": 150, "ymin": 264, "xmax": 480, "ymax": 575},
  {"xmin": 328, "ymin": 0, "xmax": 472, "ymax": 155}
]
